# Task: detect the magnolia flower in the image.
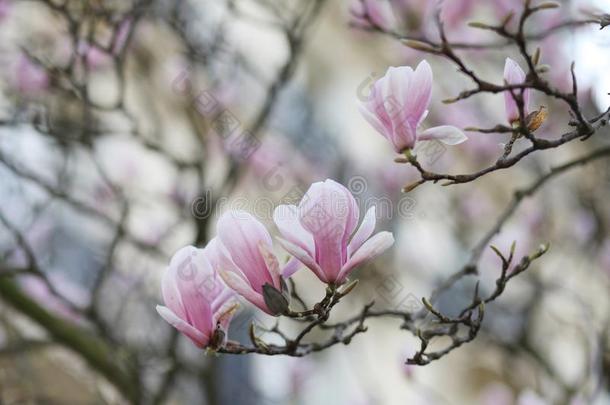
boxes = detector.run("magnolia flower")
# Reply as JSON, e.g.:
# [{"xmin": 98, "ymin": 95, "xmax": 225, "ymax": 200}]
[
  {"xmin": 480, "ymin": 383, "xmax": 514, "ymax": 405},
  {"xmin": 504, "ymin": 57, "xmax": 530, "ymax": 124},
  {"xmin": 274, "ymin": 179, "xmax": 394, "ymax": 285},
  {"xmin": 517, "ymin": 390, "xmax": 549, "ymax": 405},
  {"xmin": 78, "ymin": 42, "xmax": 112, "ymax": 69},
  {"xmin": 15, "ymin": 54, "xmax": 49, "ymax": 95},
  {"xmin": 359, "ymin": 60, "xmax": 467, "ymax": 153},
  {"xmin": 22, "ymin": 273, "xmax": 89, "ymax": 322},
  {"xmin": 156, "ymin": 246, "xmax": 236, "ymax": 349},
  {"xmin": 350, "ymin": 0, "xmax": 395, "ymax": 30},
  {"xmin": 0, "ymin": 0, "xmax": 10, "ymax": 20},
  {"xmin": 214, "ymin": 211, "xmax": 299, "ymax": 315},
  {"xmin": 440, "ymin": 0, "xmax": 476, "ymax": 29},
  {"xmin": 112, "ymin": 18, "xmax": 132, "ymax": 55}
]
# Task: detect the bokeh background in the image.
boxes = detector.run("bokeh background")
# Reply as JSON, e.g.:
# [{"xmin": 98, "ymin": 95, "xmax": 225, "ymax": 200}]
[{"xmin": 0, "ymin": 0, "xmax": 609, "ymax": 403}]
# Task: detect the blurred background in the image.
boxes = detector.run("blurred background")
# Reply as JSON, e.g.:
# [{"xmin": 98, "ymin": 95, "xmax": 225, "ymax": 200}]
[{"xmin": 0, "ymin": 0, "xmax": 609, "ymax": 403}]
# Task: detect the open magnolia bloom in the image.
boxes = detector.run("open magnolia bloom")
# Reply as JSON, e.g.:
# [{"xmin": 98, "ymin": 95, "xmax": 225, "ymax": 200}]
[
  {"xmin": 503, "ymin": 57, "xmax": 531, "ymax": 125},
  {"xmin": 213, "ymin": 210, "xmax": 299, "ymax": 316},
  {"xmin": 156, "ymin": 246, "xmax": 237, "ymax": 349},
  {"xmin": 359, "ymin": 60, "xmax": 467, "ymax": 153},
  {"xmin": 274, "ymin": 179, "xmax": 394, "ymax": 285}
]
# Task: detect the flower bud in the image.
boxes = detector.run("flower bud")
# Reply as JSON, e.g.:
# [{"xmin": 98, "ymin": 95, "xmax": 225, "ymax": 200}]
[
  {"xmin": 262, "ymin": 283, "xmax": 290, "ymax": 315},
  {"xmin": 209, "ymin": 325, "xmax": 226, "ymax": 349},
  {"xmin": 400, "ymin": 40, "xmax": 439, "ymax": 53},
  {"xmin": 526, "ymin": 106, "xmax": 548, "ymax": 132}
]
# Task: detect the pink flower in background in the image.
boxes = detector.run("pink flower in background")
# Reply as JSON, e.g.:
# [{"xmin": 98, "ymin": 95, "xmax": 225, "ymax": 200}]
[
  {"xmin": 21, "ymin": 273, "xmax": 89, "ymax": 323},
  {"xmin": 440, "ymin": 0, "xmax": 476, "ymax": 29},
  {"xmin": 599, "ymin": 239, "xmax": 610, "ymax": 276},
  {"xmin": 359, "ymin": 60, "xmax": 466, "ymax": 153},
  {"xmin": 480, "ymin": 383, "xmax": 514, "ymax": 405},
  {"xmin": 504, "ymin": 57, "xmax": 530, "ymax": 124},
  {"xmin": 274, "ymin": 179, "xmax": 394, "ymax": 285},
  {"xmin": 350, "ymin": 0, "xmax": 395, "ymax": 30},
  {"xmin": 246, "ymin": 136, "xmax": 320, "ymax": 186},
  {"xmin": 15, "ymin": 54, "xmax": 50, "ymax": 94},
  {"xmin": 156, "ymin": 246, "xmax": 236, "ymax": 348},
  {"xmin": 517, "ymin": 390, "xmax": 549, "ymax": 405},
  {"xmin": 0, "ymin": 0, "xmax": 10, "ymax": 20},
  {"xmin": 112, "ymin": 18, "xmax": 132, "ymax": 55},
  {"xmin": 78, "ymin": 42, "xmax": 112, "ymax": 69},
  {"xmin": 214, "ymin": 211, "xmax": 298, "ymax": 315},
  {"xmin": 493, "ymin": 0, "xmax": 523, "ymax": 21}
]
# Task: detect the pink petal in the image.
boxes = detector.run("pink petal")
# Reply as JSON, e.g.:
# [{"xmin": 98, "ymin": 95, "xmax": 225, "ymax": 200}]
[
  {"xmin": 161, "ymin": 255, "xmax": 187, "ymax": 320},
  {"xmin": 16, "ymin": 55, "xmax": 49, "ymax": 94},
  {"xmin": 392, "ymin": 120, "xmax": 417, "ymax": 151},
  {"xmin": 204, "ymin": 237, "xmax": 245, "ymax": 305},
  {"xmin": 211, "ymin": 287, "xmax": 235, "ymax": 314},
  {"xmin": 358, "ymin": 103, "xmax": 392, "ymax": 143},
  {"xmin": 337, "ymin": 231, "xmax": 394, "ymax": 283},
  {"xmin": 203, "ymin": 238, "xmax": 225, "ymax": 274},
  {"xmin": 276, "ymin": 237, "xmax": 328, "ymax": 283},
  {"xmin": 112, "ymin": 18, "xmax": 132, "ymax": 55},
  {"xmin": 281, "ymin": 257, "xmax": 303, "ymax": 278},
  {"xmin": 368, "ymin": 81, "xmax": 394, "ymax": 134},
  {"xmin": 418, "ymin": 125, "xmax": 467, "ymax": 145},
  {"xmin": 298, "ymin": 180, "xmax": 359, "ymax": 281},
  {"xmin": 363, "ymin": 0, "xmax": 394, "ymax": 29},
  {"xmin": 382, "ymin": 66, "xmax": 412, "ymax": 116},
  {"xmin": 215, "ymin": 301, "xmax": 238, "ymax": 332},
  {"xmin": 168, "ymin": 247, "xmax": 214, "ymax": 334},
  {"xmin": 219, "ymin": 269, "xmax": 269, "ymax": 314},
  {"xmin": 504, "ymin": 57, "xmax": 526, "ymax": 84},
  {"xmin": 0, "ymin": 0, "xmax": 11, "ymax": 20},
  {"xmin": 217, "ymin": 211, "xmax": 274, "ymax": 293},
  {"xmin": 156, "ymin": 305, "xmax": 209, "ymax": 348},
  {"xmin": 258, "ymin": 242, "xmax": 281, "ymax": 289},
  {"xmin": 503, "ymin": 57, "xmax": 530, "ymax": 122},
  {"xmin": 273, "ymin": 204, "xmax": 315, "ymax": 255},
  {"xmin": 382, "ymin": 67, "xmax": 418, "ymax": 150},
  {"xmin": 348, "ymin": 206, "xmax": 377, "ymax": 257},
  {"xmin": 404, "ymin": 60, "xmax": 433, "ymax": 129}
]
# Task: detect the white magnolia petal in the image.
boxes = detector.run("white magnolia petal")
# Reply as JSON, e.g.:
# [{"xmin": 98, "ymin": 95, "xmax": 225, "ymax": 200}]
[{"xmin": 418, "ymin": 125, "xmax": 467, "ymax": 145}]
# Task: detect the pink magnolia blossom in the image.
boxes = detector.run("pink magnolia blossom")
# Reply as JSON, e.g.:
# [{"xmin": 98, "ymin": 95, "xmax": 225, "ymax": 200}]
[
  {"xmin": 274, "ymin": 179, "xmax": 394, "ymax": 285},
  {"xmin": 0, "ymin": 0, "xmax": 10, "ymax": 20},
  {"xmin": 112, "ymin": 18, "xmax": 132, "ymax": 55},
  {"xmin": 517, "ymin": 390, "xmax": 549, "ymax": 405},
  {"xmin": 21, "ymin": 273, "xmax": 89, "ymax": 323},
  {"xmin": 359, "ymin": 60, "xmax": 467, "ymax": 153},
  {"xmin": 599, "ymin": 239, "xmax": 610, "ymax": 276},
  {"xmin": 350, "ymin": 0, "xmax": 395, "ymax": 30},
  {"xmin": 440, "ymin": 0, "xmax": 476, "ymax": 29},
  {"xmin": 78, "ymin": 42, "xmax": 112, "ymax": 69},
  {"xmin": 480, "ymin": 383, "xmax": 514, "ymax": 405},
  {"xmin": 504, "ymin": 57, "xmax": 531, "ymax": 124},
  {"xmin": 214, "ymin": 211, "xmax": 299, "ymax": 315},
  {"xmin": 15, "ymin": 54, "xmax": 50, "ymax": 95},
  {"xmin": 156, "ymin": 246, "xmax": 236, "ymax": 349}
]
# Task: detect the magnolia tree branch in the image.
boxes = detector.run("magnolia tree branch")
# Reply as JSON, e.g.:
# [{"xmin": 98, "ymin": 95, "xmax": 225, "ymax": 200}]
[
  {"xmin": 354, "ymin": 5, "xmax": 602, "ymax": 51},
  {"xmin": 214, "ymin": 242, "xmax": 548, "ymax": 364},
  {"xmin": 356, "ymin": 0, "xmax": 609, "ymax": 192}
]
